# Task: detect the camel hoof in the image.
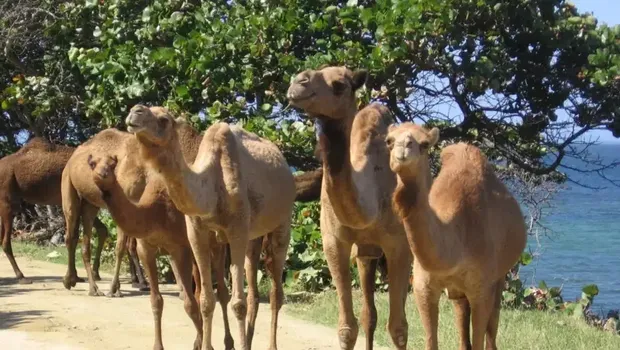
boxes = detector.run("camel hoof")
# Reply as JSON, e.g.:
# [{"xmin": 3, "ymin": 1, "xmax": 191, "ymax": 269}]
[
  {"xmin": 75, "ymin": 276, "xmax": 85, "ymax": 283},
  {"xmin": 88, "ymin": 288, "xmax": 105, "ymax": 297},
  {"xmin": 224, "ymin": 336, "xmax": 234, "ymax": 350},
  {"xmin": 192, "ymin": 336, "xmax": 202, "ymax": 350},
  {"xmin": 18, "ymin": 277, "xmax": 33, "ymax": 285},
  {"xmin": 93, "ymin": 273, "xmax": 102, "ymax": 281},
  {"xmin": 63, "ymin": 275, "xmax": 76, "ymax": 290},
  {"xmin": 106, "ymin": 290, "xmax": 122, "ymax": 298}
]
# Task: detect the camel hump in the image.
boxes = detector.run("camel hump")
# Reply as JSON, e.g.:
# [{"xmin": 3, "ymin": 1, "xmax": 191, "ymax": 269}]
[
  {"xmin": 440, "ymin": 142, "xmax": 488, "ymax": 173},
  {"xmin": 17, "ymin": 137, "xmax": 56, "ymax": 154}
]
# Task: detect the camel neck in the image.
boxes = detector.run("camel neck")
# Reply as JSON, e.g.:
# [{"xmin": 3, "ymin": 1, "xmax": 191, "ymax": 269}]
[
  {"xmin": 101, "ymin": 182, "xmax": 153, "ymax": 239},
  {"xmin": 395, "ymin": 163, "xmax": 452, "ymax": 271},
  {"xmin": 316, "ymin": 113, "xmax": 376, "ymax": 229}
]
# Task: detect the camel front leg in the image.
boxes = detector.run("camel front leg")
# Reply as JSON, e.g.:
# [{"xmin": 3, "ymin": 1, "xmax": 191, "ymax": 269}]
[
  {"xmin": 171, "ymin": 246, "xmax": 203, "ymax": 350},
  {"xmin": 128, "ymin": 237, "xmax": 149, "ymax": 291},
  {"xmin": 245, "ymin": 237, "xmax": 262, "ymax": 349},
  {"xmin": 186, "ymin": 217, "xmax": 216, "ymax": 350},
  {"xmin": 356, "ymin": 257, "xmax": 377, "ymax": 350},
  {"xmin": 384, "ymin": 241, "xmax": 411, "ymax": 350},
  {"xmin": 468, "ymin": 285, "xmax": 495, "ymax": 350},
  {"xmin": 137, "ymin": 240, "xmax": 165, "ymax": 350},
  {"xmin": 0, "ymin": 207, "xmax": 30, "ymax": 284},
  {"xmin": 107, "ymin": 228, "xmax": 128, "ymax": 297},
  {"xmin": 80, "ymin": 206, "xmax": 103, "ymax": 296},
  {"xmin": 323, "ymin": 232, "xmax": 357, "ymax": 350},
  {"xmin": 452, "ymin": 297, "xmax": 472, "ymax": 350},
  {"xmin": 485, "ymin": 280, "xmax": 504, "ymax": 350},
  {"xmin": 413, "ymin": 265, "xmax": 441, "ymax": 350},
  {"xmin": 92, "ymin": 217, "xmax": 109, "ymax": 281}
]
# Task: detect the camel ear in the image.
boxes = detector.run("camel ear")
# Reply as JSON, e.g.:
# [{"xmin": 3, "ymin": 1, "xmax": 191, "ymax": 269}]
[
  {"xmin": 111, "ymin": 155, "xmax": 118, "ymax": 166},
  {"xmin": 388, "ymin": 123, "xmax": 398, "ymax": 132},
  {"xmin": 87, "ymin": 154, "xmax": 96, "ymax": 170},
  {"xmin": 351, "ymin": 69, "xmax": 368, "ymax": 91},
  {"xmin": 428, "ymin": 127, "xmax": 440, "ymax": 147}
]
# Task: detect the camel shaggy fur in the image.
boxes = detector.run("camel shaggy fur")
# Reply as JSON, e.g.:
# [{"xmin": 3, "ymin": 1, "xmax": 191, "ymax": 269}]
[
  {"xmin": 125, "ymin": 105, "xmax": 295, "ymax": 350},
  {"xmin": 0, "ymin": 138, "xmax": 109, "ymax": 284},
  {"xmin": 287, "ymin": 66, "xmax": 412, "ymax": 350},
  {"xmin": 387, "ymin": 122, "xmax": 527, "ymax": 350}
]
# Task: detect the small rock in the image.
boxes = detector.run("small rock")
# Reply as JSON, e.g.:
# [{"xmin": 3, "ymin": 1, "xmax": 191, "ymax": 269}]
[
  {"xmin": 603, "ymin": 318, "xmax": 618, "ymax": 335},
  {"xmin": 46, "ymin": 251, "xmax": 61, "ymax": 259}
]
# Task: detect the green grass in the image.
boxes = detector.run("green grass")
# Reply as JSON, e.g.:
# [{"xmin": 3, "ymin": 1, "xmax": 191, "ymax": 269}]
[
  {"xmin": 12, "ymin": 241, "xmax": 117, "ymax": 272},
  {"xmin": 286, "ymin": 290, "xmax": 620, "ymax": 350}
]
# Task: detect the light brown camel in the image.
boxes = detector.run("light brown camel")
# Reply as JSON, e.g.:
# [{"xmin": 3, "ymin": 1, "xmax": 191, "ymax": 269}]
[
  {"xmin": 287, "ymin": 66, "xmax": 412, "ymax": 350},
  {"xmin": 125, "ymin": 104, "xmax": 295, "ymax": 350},
  {"xmin": 87, "ymin": 153, "xmax": 214, "ymax": 350},
  {"xmin": 387, "ymin": 123, "xmax": 527, "ymax": 350},
  {"xmin": 61, "ymin": 128, "xmax": 161, "ymax": 296},
  {"xmin": 0, "ymin": 137, "xmax": 110, "ymax": 284}
]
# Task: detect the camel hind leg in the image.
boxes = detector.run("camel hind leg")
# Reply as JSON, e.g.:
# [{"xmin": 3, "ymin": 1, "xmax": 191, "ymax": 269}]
[
  {"xmin": 171, "ymin": 245, "xmax": 203, "ymax": 350},
  {"xmin": 61, "ymin": 176, "xmax": 84, "ymax": 289},
  {"xmin": 128, "ymin": 237, "xmax": 149, "ymax": 290},
  {"xmin": 92, "ymin": 216, "xmax": 109, "ymax": 281},
  {"xmin": 136, "ymin": 240, "xmax": 166, "ymax": 350},
  {"xmin": 383, "ymin": 240, "xmax": 411, "ymax": 350},
  {"xmin": 263, "ymin": 223, "xmax": 289, "ymax": 350},
  {"xmin": 0, "ymin": 205, "xmax": 30, "ymax": 284},
  {"xmin": 212, "ymin": 242, "xmax": 234, "ymax": 350},
  {"xmin": 244, "ymin": 237, "xmax": 262, "ymax": 349}
]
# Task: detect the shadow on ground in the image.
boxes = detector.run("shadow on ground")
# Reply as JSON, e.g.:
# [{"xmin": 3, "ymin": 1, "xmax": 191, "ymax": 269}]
[{"xmin": 0, "ymin": 310, "xmax": 46, "ymax": 330}]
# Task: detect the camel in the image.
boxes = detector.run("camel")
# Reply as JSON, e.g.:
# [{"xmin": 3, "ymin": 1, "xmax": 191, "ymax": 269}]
[
  {"xmin": 87, "ymin": 153, "xmax": 216, "ymax": 350},
  {"xmin": 287, "ymin": 66, "xmax": 412, "ymax": 350},
  {"xmin": 125, "ymin": 104, "xmax": 295, "ymax": 350},
  {"xmin": 386, "ymin": 122, "xmax": 527, "ymax": 350},
  {"xmin": 0, "ymin": 137, "xmax": 111, "ymax": 284}
]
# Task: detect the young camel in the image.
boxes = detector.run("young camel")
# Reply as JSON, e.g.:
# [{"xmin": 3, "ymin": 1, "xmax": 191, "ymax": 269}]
[
  {"xmin": 126, "ymin": 104, "xmax": 295, "ymax": 350},
  {"xmin": 87, "ymin": 154, "xmax": 217, "ymax": 350},
  {"xmin": 386, "ymin": 123, "xmax": 527, "ymax": 350},
  {"xmin": 0, "ymin": 137, "xmax": 109, "ymax": 284},
  {"xmin": 287, "ymin": 66, "xmax": 412, "ymax": 350}
]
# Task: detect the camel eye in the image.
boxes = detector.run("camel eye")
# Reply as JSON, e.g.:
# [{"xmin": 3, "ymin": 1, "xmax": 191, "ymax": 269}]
[
  {"xmin": 332, "ymin": 81, "xmax": 347, "ymax": 95},
  {"xmin": 405, "ymin": 140, "xmax": 413, "ymax": 148},
  {"xmin": 385, "ymin": 137, "xmax": 394, "ymax": 150},
  {"xmin": 419, "ymin": 141, "xmax": 430, "ymax": 151}
]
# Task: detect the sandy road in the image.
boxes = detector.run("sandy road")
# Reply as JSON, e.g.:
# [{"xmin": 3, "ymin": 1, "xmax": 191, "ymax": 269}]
[{"xmin": 0, "ymin": 254, "xmax": 387, "ymax": 350}]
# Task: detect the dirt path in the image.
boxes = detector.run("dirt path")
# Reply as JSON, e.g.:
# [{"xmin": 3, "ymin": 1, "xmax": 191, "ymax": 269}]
[{"xmin": 0, "ymin": 254, "xmax": 387, "ymax": 350}]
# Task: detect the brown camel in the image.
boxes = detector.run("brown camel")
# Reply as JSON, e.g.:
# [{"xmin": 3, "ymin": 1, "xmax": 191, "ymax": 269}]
[
  {"xmin": 287, "ymin": 66, "xmax": 412, "ymax": 350},
  {"xmin": 0, "ymin": 137, "xmax": 110, "ymax": 284},
  {"xmin": 87, "ymin": 153, "xmax": 214, "ymax": 350},
  {"xmin": 387, "ymin": 123, "xmax": 527, "ymax": 350},
  {"xmin": 125, "ymin": 104, "xmax": 295, "ymax": 350}
]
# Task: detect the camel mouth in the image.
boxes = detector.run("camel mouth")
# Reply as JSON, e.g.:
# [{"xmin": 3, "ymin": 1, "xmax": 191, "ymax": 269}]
[
  {"xmin": 287, "ymin": 92, "xmax": 316, "ymax": 104},
  {"xmin": 126, "ymin": 123, "xmax": 144, "ymax": 134}
]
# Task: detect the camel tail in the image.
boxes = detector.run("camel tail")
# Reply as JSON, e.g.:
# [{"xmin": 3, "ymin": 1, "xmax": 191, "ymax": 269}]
[{"xmin": 294, "ymin": 167, "xmax": 323, "ymax": 202}]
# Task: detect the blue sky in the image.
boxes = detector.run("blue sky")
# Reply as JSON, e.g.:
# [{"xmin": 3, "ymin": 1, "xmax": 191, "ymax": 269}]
[{"xmin": 573, "ymin": 0, "xmax": 620, "ymax": 143}]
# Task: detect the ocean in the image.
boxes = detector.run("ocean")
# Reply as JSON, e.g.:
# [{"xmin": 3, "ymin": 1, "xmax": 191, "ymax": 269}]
[{"xmin": 520, "ymin": 143, "xmax": 620, "ymax": 313}]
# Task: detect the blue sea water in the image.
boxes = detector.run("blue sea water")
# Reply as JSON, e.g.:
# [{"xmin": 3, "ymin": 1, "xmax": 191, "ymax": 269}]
[{"xmin": 520, "ymin": 144, "xmax": 620, "ymax": 313}]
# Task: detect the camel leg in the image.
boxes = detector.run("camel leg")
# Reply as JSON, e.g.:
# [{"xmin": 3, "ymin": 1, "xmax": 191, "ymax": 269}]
[
  {"xmin": 0, "ymin": 207, "xmax": 30, "ymax": 284},
  {"xmin": 186, "ymin": 217, "xmax": 216, "ymax": 350},
  {"xmin": 469, "ymin": 286, "xmax": 495, "ymax": 350},
  {"xmin": 171, "ymin": 246, "xmax": 203, "ymax": 350},
  {"xmin": 453, "ymin": 297, "xmax": 472, "ymax": 350},
  {"xmin": 129, "ymin": 237, "xmax": 150, "ymax": 291},
  {"xmin": 245, "ymin": 237, "xmax": 262, "ymax": 349},
  {"xmin": 92, "ymin": 217, "xmax": 109, "ymax": 281},
  {"xmin": 107, "ymin": 228, "xmax": 128, "ymax": 298},
  {"xmin": 80, "ymin": 206, "xmax": 103, "ymax": 296},
  {"xmin": 62, "ymin": 189, "xmax": 84, "ymax": 289},
  {"xmin": 229, "ymin": 233, "xmax": 250, "ymax": 350},
  {"xmin": 212, "ymin": 242, "xmax": 234, "ymax": 350},
  {"xmin": 485, "ymin": 281, "xmax": 503, "ymax": 350},
  {"xmin": 136, "ymin": 240, "xmax": 165, "ymax": 350},
  {"xmin": 414, "ymin": 266, "xmax": 441, "ymax": 350},
  {"xmin": 323, "ymin": 232, "xmax": 357, "ymax": 350},
  {"xmin": 264, "ymin": 225, "xmax": 289, "ymax": 350},
  {"xmin": 384, "ymin": 243, "xmax": 410, "ymax": 350},
  {"xmin": 357, "ymin": 257, "xmax": 377, "ymax": 350}
]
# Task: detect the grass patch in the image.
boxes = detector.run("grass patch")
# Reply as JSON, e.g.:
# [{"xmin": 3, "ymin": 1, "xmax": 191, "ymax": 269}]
[
  {"xmin": 286, "ymin": 290, "xmax": 620, "ymax": 350},
  {"xmin": 12, "ymin": 241, "xmax": 116, "ymax": 273}
]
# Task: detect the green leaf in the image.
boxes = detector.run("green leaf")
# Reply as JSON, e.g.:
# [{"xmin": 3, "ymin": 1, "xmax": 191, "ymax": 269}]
[
  {"xmin": 520, "ymin": 252, "xmax": 533, "ymax": 266},
  {"xmin": 325, "ymin": 5, "xmax": 338, "ymax": 13},
  {"xmin": 581, "ymin": 284, "xmax": 599, "ymax": 297},
  {"xmin": 93, "ymin": 27, "xmax": 102, "ymax": 38},
  {"xmin": 175, "ymin": 85, "xmax": 190, "ymax": 98},
  {"xmin": 1, "ymin": 100, "xmax": 9, "ymax": 110},
  {"xmin": 538, "ymin": 281, "xmax": 548, "ymax": 291},
  {"xmin": 261, "ymin": 103, "xmax": 272, "ymax": 112},
  {"xmin": 142, "ymin": 7, "xmax": 152, "ymax": 22}
]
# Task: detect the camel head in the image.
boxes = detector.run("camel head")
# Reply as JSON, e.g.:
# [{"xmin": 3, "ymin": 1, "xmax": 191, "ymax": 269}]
[
  {"xmin": 88, "ymin": 154, "xmax": 118, "ymax": 190},
  {"xmin": 287, "ymin": 66, "xmax": 368, "ymax": 119},
  {"xmin": 125, "ymin": 104, "xmax": 182, "ymax": 147},
  {"xmin": 385, "ymin": 122, "xmax": 439, "ymax": 173}
]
